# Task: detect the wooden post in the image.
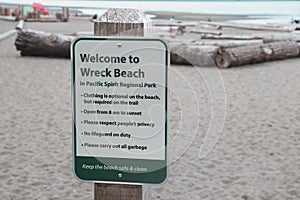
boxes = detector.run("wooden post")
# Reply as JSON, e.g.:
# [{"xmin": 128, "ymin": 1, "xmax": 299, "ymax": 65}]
[
  {"xmin": 94, "ymin": 184, "xmax": 142, "ymax": 200},
  {"xmin": 93, "ymin": 8, "xmax": 152, "ymax": 200},
  {"xmin": 62, "ymin": 7, "xmax": 69, "ymax": 22},
  {"xmin": 94, "ymin": 8, "xmax": 151, "ymax": 37},
  {"xmin": 21, "ymin": 6, "xmax": 24, "ymax": 20}
]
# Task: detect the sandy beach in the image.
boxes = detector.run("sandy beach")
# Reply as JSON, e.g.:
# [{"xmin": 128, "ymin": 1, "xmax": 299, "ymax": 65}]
[{"xmin": 0, "ymin": 13, "xmax": 300, "ymax": 200}]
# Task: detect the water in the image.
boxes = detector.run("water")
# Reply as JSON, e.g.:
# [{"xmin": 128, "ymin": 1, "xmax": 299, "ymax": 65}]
[
  {"xmin": 78, "ymin": 0, "xmax": 300, "ymax": 24},
  {"xmin": 2, "ymin": 0, "xmax": 300, "ymax": 24}
]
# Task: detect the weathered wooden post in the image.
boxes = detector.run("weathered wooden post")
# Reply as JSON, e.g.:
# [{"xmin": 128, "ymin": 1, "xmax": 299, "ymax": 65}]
[
  {"xmin": 93, "ymin": 8, "xmax": 152, "ymax": 200},
  {"xmin": 94, "ymin": 8, "xmax": 151, "ymax": 37},
  {"xmin": 21, "ymin": 5, "xmax": 24, "ymax": 20},
  {"xmin": 94, "ymin": 184, "xmax": 143, "ymax": 200},
  {"xmin": 62, "ymin": 7, "xmax": 69, "ymax": 22}
]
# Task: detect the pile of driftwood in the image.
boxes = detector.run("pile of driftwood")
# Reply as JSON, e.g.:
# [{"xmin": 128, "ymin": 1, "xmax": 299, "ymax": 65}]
[{"xmin": 14, "ymin": 20, "xmax": 300, "ymax": 68}]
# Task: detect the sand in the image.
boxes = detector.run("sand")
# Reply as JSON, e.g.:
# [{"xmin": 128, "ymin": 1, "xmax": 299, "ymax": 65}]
[{"xmin": 0, "ymin": 16, "xmax": 300, "ymax": 200}]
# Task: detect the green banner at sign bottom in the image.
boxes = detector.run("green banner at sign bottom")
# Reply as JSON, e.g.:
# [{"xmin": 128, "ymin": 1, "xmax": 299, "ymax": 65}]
[{"xmin": 74, "ymin": 157, "xmax": 167, "ymax": 184}]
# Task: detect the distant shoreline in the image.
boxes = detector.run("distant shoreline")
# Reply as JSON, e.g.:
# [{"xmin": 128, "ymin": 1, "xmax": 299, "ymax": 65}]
[{"xmin": 1, "ymin": 0, "xmax": 298, "ymax": 24}]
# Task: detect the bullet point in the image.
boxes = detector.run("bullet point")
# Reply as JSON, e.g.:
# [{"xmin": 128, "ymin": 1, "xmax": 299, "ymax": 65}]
[{"xmin": 81, "ymin": 144, "xmax": 83, "ymax": 146}]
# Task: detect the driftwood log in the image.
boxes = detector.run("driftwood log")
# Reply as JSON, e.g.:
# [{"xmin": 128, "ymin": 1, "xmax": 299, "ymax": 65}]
[
  {"xmin": 200, "ymin": 34, "xmax": 263, "ymax": 40},
  {"xmin": 200, "ymin": 21, "xmax": 294, "ymax": 32},
  {"xmin": 152, "ymin": 21, "xmax": 197, "ymax": 27},
  {"xmin": 0, "ymin": 30, "xmax": 16, "ymax": 41},
  {"xmin": 0, "ymin": 15, "xmax": 16, "ymax": 21},
  {"xmin": 170, "ymin": 43, "xmax": 220, "ymax": 66},
  {"xmin": 190, "ymin": 29, "xmax": 222, "ymax": 35},
  {"xmin": 15, "ymin": 29, "xmax": 74, "ymax": 58},
  {"xmin": 192, "ymin": 40, "xmax": 264, "ymax": 48},
  {"xmin": 215, "ymin": 41, "xmax": 300, "ymax": 68},
  {"xmin": 263, "ymin": 34, "xmax": 300, "ymax": 43},
  {"xmin": 168, "ymin": 39, "xmax": 263, "ymax": 48}
]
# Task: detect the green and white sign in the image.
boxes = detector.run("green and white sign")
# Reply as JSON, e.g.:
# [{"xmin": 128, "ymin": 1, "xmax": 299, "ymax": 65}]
[{"xmin": 72, "ymin": 37, "xmax": 169, "ymax": 184}]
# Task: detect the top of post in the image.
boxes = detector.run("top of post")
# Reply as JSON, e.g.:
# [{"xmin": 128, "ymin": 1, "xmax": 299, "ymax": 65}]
[{"xmin": 95, "ymin": 8, "xmax": 150, "ymax": 23}]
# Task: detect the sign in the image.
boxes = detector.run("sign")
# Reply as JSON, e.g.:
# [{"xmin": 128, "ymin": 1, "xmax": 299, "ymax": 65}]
[{"xmin": 72, "ymin": 37, "xmax": 169, "ymax": 184}]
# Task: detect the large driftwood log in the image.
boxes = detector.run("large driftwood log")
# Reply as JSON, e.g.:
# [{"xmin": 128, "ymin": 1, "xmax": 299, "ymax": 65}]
[
  {"xmin": 215, "ymin": 41, "xmax": 299, "ymax": 68},
  {"xmin": 200, "ymin": 34, "xmax": 263, "ymax": 40},
  {"xmin": 170, "ymin": 43, "xmax": 220, "ymax": 66},
  {"xmin": 15, "ymin": 29, "xmax": 74, "ymax": 58},
  {"xmin": 263, "ymin": 34, "xmax": 300, "ymax": 43}
]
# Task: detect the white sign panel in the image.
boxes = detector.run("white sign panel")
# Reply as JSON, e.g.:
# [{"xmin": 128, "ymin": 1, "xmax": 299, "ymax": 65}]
[{"xmin": 72, "ymin": 37, "xmax": 168, "ymax": 184}]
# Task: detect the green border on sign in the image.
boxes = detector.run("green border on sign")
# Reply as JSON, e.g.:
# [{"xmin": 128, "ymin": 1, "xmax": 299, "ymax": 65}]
[{"xmin": 71, "ymin": 37, "xmax": 169, "ymax": 184}]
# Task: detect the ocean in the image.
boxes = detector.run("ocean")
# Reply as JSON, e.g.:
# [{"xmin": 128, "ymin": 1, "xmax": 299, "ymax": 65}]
[{"xmin": 1, "ymin": 0, "xmax": 300, "ymax": 24}]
